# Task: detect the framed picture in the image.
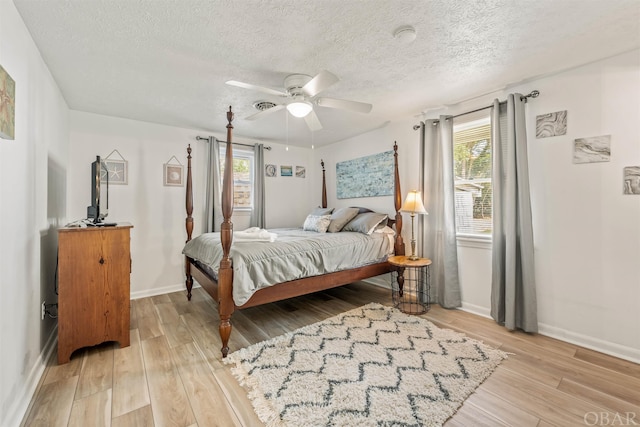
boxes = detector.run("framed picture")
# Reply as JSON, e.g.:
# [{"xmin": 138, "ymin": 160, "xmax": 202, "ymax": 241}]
[
  {"xmin": 0, "ymin": 64, "xmax": 16, "ymax": 140},
  {"xmin": 573, "ymin": 135, "xmax": 611, "ymax": 164},
  {"xmin": 164, "ymin": 164, "xmax": 183, "ymax": 187},
  {"xmin": 281, "ymin": 165, "xmax": 293, "ymax": 177},
  {"xmin": 336, "ymin": 150, "xmax": 394, "ymax": 199},
  {"xmin": 102, "ymin": 159, "xmax": 128, "ymax": 185},
  {"xmin": 295, "ymin": 166, "xmax": 306, "ymax": 178},
  {"xmin": 265, "ymin": 164, "xmax": 277, "ymax": 177},
  {"xmin": 535, "ymin": 110, "xmax": 567, "ymax": 138},
  {"xmin": 623, "ymin": 166, "xmax": 640, "ymax": 195}
]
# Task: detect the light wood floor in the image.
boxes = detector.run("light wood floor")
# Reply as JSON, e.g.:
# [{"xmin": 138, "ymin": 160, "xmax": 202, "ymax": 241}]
[{"xmin": 22, "ymin": 282, "xmax": 640, "ymax": 427}]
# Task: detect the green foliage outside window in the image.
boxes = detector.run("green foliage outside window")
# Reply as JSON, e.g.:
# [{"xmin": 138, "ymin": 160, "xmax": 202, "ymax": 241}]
[{"xmin": 453, "ymin": 122, "xmax": 493, "ymax": 233}]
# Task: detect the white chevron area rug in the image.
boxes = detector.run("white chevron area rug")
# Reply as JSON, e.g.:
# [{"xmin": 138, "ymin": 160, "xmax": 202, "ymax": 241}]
[{"xmin": 225, "ymin": 303, "xmax": 507, "ymax": 427}]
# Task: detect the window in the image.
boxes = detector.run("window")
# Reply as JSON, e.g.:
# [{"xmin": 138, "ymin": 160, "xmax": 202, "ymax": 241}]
[
  {"xmin": 453, "ymin": 114, "xmax": 492, "ymax": 237},
  {"xmin": 219, "ymin": 147, "xmax": 254, "ymax": 210}
]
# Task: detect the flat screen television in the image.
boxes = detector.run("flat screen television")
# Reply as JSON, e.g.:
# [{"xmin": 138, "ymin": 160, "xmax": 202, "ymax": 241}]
[{"xmin": 87, "ymin": 155, "xmax": 109, "ymax": 224}]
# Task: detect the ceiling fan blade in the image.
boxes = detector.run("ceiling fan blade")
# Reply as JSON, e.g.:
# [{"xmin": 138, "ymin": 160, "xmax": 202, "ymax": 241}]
[
  {"xmin": 244, "ymin": 104, "xmax": 285, "ymax": 120},
  {"xmin": 316, "ymin": 97, "xmax": 373, "ymax": 114},
  {"xmin": 226, "ymin": 80, "xmax": 287, "ymax": 97},
  {"xmin": 302, "ymin": 70, "xmax": 339, "ymax": 97},
  {"xmin": 304, "ymin": 109, "xmax": 323, "ymax": 131}
]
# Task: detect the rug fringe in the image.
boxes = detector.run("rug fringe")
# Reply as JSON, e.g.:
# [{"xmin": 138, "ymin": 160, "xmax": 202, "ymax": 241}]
[{"xmin": 227, "ymin": 361, "xmax": 286, "ymax": 427}]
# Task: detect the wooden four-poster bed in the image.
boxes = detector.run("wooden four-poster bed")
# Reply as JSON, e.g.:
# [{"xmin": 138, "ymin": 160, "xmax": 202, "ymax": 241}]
[{"xmin": 183, "ymin": 107, "xmax": 405, "ymax": 357}]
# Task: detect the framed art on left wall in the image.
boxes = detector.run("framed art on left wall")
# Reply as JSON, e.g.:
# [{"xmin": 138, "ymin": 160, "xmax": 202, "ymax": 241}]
[
  {"xmin": 0, "ymin": 65, "xmax": 16, "ymax": 140},
  {"xmin": 102, "ymin": 159, "xmax": 128, "ymax": 185},
  {"xmin": 103, "ymin": 149, "xmax": 129, "ymax": 185},
  {"xmin": 164, "ymin": 164, "xmax": 183, "ymax": 186}
]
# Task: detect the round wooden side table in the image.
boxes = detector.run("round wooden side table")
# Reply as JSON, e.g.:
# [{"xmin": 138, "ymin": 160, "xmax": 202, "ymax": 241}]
[{"xmin": 388, "ymin": 255, "xmax": 432, "ymax": 314}]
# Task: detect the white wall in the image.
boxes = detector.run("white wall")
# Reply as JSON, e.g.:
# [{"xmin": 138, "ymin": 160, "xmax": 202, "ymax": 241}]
[
  {"xmin": 317, "ymin": 50, "xmax": 640, "ymax": 362},
  {"xmin": 521, "ymin": 50, "xmax": 640, "ymax": 361},
  {"xmin": 264, "ymin": 144, "xmax": 316, "ymax": 228},
  {"xmin": 313, "ymin": 118, "xmax": 420, "ymax": 288},
  {"xmin": 68, "ymin": 111, "xmax": 314, "ymax": 298},
  {"xmin": 0, "ymin": 1, "xmax": 69, "ymax": 426}
]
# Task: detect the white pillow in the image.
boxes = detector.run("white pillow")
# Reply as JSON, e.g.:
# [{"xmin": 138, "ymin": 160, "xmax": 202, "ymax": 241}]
[
  {"xmin": 374, "ymin": 225, "xmax": 395, "ymax": 235},
  {"xmin": 302, "ymin": 214, "xmax": 331, "ymax": 233}
]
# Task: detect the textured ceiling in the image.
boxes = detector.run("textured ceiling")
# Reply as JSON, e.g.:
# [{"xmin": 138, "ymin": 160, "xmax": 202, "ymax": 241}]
[{"xmin": 13, "ymin": 0, "xmax": 640, "ymax": 147}]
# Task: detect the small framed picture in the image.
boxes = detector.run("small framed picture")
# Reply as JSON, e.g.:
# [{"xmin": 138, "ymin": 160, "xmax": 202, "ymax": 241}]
[
  {"xmin": 164, "ymin": 164, "xmax": 183, "ymax": 187},
  {"xmin": 0, "ymin": 65, "xmax": 16, "ymax": 140},
  {"xmin": 535, "ymin": 110, "xmax": 567, "ymax": 139},
  {"xmin": 281, "ymin": 165, "xmax": 293, "ymax": 177},
  {"xmin": 296, "ymin": 166, "xmax": 306, "ymax": 178},
  {"xmin": 623, "ymin": 166, "xmax": 640, "ymax": 195},
  {"xmin": 265, "ymin": 164, "xmax": 277, "ymax": 177},
  {"xmin": 573, "ymin": 135, "xmax": 611, "ymax": 164},
  {"xmin": 102, "ymin": 159, "xmax": 128, "ymax": 185}
]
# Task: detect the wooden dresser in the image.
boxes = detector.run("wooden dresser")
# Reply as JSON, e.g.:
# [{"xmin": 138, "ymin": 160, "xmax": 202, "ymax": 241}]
[{"xmin": 57, "ymin": 223, "xmax": 133, "ymax": 364}]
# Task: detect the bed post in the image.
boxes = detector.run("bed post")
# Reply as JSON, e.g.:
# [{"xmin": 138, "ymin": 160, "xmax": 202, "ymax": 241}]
[
  {"xmin": 219, "ymin": 106, "xmax": 235, "ymax": 358},
  {"xmin": 321, "ymin": 159, "xmax": 327, "ymax": 209},
  {"xmin": 185, "ymin": 144, "xmax": 194, "ymax": 300},
  {"xmin": 393, "ymin": 142, "xmax": 405, "ymax": 256}
]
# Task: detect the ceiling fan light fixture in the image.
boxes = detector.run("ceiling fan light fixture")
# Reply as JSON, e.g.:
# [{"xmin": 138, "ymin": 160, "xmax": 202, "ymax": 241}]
[{"xmin": 287, "ymin": 101, "xmax": 313, "ymax": 118}]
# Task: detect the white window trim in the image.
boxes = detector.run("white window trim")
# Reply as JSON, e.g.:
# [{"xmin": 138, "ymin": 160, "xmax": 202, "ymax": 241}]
[{"xmin": 456, "ymin": 233, "xmax": 492, "ymax": 249}]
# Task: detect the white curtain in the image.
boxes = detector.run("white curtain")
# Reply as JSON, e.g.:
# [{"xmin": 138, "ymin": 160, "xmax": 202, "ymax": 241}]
[
  {"xmin": 420, "ymin": 117, "xmax": 462, "ymax": 308},
  {"xmin": 250, "ymin": 143, "xmax": 266, "ymax": 228},
  {"xmin": 204, "ymin": 137, "xmax": 222, "ymax": 233},
  {"xmin": 490, "ymin": 95, "xmax": 538, "ymax": 332}
]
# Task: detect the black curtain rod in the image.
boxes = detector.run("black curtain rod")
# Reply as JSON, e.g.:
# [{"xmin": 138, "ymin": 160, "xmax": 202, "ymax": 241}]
[
  {"xmin": 195, "ymin": 135, "xmax": 272, "ymax": 150},
  {"xmin": 412, "ymin": 90, "xmax": 540, "ymax": 130}
]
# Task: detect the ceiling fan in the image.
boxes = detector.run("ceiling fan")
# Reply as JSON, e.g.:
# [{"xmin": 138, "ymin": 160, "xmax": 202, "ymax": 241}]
[{"xmin": 225, "ymin": 70, "xmax": 372, "ymax": 131}]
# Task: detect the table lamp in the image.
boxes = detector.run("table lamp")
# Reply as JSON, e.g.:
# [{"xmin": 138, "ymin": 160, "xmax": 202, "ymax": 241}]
[{"xmin": 401, "ymin": 190, "xmax": 428, "ymax": 260}]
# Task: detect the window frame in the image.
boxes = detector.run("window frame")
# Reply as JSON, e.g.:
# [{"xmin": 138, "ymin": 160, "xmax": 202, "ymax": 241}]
[{"xmin": 219, "ymin": 146, "xmax": 255, "ymax": 212}]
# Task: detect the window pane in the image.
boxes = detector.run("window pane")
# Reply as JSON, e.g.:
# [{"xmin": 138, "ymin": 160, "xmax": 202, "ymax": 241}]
[
  {"xmin": 233, "ymin": 157, "xmax": 252, "ymax": 208},
  {"xmin": 453, "ymin": 118, "xmax": 492, "ymax": 236},
  {"xmin": 219, "ymin": 149, "xmax": 254, "ymax": 209}
]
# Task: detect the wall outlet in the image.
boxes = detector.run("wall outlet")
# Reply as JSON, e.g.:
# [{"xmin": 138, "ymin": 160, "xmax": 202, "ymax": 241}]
[{"xmin": 41, "ymin": 301, "xmax": 46, "ymax": 320}]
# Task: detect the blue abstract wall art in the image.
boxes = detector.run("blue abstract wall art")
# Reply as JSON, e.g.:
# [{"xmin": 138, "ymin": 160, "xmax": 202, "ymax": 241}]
[{"xmin": 336, "ymin": 150, "xmax": 394, "ymax": 199}]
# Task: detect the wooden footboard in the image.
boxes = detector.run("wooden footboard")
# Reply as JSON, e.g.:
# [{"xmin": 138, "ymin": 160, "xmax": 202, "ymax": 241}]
[{"xmin": 184, "ymin": 107, "xmax": 404, "ymax": 358}]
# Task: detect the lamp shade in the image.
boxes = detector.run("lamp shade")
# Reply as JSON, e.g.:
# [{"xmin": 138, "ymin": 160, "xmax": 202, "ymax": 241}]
[
  {"xmin": 401, "ymin": 190, "xmax": 428, "ymax": 215},
  {"xmin": 286, "ymin": 101, "xmax": 313, "ymax": 118}
]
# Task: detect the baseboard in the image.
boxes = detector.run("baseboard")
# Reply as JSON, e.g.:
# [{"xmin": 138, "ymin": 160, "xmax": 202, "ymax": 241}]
[
  {"xmin": 130, "ymin": 282, "xmax": 200, "ymax": 300},
  {"xmin": 460, "ymin": 302, "xmax": 492, "ymax": 319},
  {"xmin": 538, "ymin": 322, "xmax": 640, "ymax": 365},
  {"xmin": 458, "ymin": 303, "xmax": 640, "ymax": 364},
  {"xmin": 6, "ymin": 325, "xmax": 58, "ymax": 427},
  {"xmin": 363, "ymin": 275, "xmax": 391, "ymax": 289}
]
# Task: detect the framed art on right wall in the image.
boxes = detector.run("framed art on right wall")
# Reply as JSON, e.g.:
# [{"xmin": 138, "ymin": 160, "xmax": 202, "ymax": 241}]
[{"xmin": 623, "ymin": 166, "xmax": 640, "ymax": 195}]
